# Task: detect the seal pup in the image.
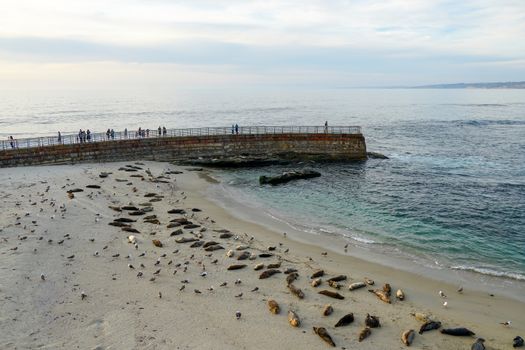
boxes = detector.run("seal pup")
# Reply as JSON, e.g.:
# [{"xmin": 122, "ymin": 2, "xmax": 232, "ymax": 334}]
[
  {"xmin": 313, "ymin": 327, "xmax": 336, "ymax": 347},
  {"xmin": 288, "ymin": 310, "xmax": 300, "ymax": 327},
  {"xmin": 268, "ymin": 299, "xmax": 280, "ymax": 314},
  {"xmin": 396, "ymin": 289, "xmax": 405, "ymax": 300},
  {"xmin": 513, "ymin": 336, "xmax": 524, "ymax": 347},
  {"xmin": 401, "ymin": 329, "xmax": 415, "ymax": 346},
  {"xmin": 471, "ymin": 338, "xmax": 485, "ymax": 350},
  {"xmin": 365, "ymin": 314, "xmax": 381, "ymax": 328},
  {"xmin": 287, "ymin": 283, "xmax": 305, "ymax": 299},
  {"xmin": 419, "ymin": 320, "xmax": 441, "ymax": 334},
  {"xmin": 440, "ymin": 327, "xmax": 475, "ymax": 336},
  {"xmin": 334, "ymin": 313, "xmax": 354, "ymax": 327},
  {"xmin": 358, "ymin": 327, "xmax": 371, "ymax": 342},
  {"xmin": 311, "ymin": 278, "xmax": 322, "ymax": 287},
  {"xmin": 322, "ymin": 304, "xmax": 333, "ymax": 316}
]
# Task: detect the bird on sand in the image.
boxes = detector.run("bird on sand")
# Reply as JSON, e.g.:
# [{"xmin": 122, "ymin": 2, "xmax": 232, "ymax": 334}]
[{"xmin": 439, "ymin": 290, "xmax": 447, "ymax": 298}]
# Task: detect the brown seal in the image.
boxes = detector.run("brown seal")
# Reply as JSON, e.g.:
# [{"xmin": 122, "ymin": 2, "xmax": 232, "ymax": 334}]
[
  {"xmin": 152, "ymin": 239, "xmax": 163, "ymax": 247},
  {"xmin": 319, "ymin": 290, "xmax": 345, "ymax": 299},
  {"xmin": 267, "ymin": 299, "xmax": 280, "ymax": 314},
  {"xmin": 313, "ymin": 327, "xmax": 336, "ymax": 347},
  {"xmin": 322, "ymin": 304, "xmax": 333, "ymax": 316},
  {"xmin": 334, "ymin": 313, "xmax": 354, "ymax": 327},
  {"xmin": 254, "ymin": 263, "xmax": 264, "ymax": 271},
  {"xmin": 259, "ymin": 269, "xmax": 281, "ymax": 279},
  {"xmin": 365, "ymin": 314, "xmax": 381, "ymax": 328},
  {"xmin": 287, "ymin": 283, "xmax": 305, "ymax": 299},
  {"xmin": 227, "ymin": 264, "xmax": 247, "ymax": 270},
  {"xmin": 311, "ymin": 278, "xmax": 322, "ymax": 287},
  {"xmin": 368, "ymin": 289, "xmax": 391, "ymax": 303},
  {"xmin": 286, "ymin": 272, "xmax": 299, "ymax": 285},
  {"xmin": 311, "ymin": 269, "xmax": 324, "ymax": 278},
  {"xmin": 359, "ymin": 327, "xmax": 371, "ymax": 342},
  {"xmin": 383, "ymin": 283, "xmax": 391, "ymax": 296}
]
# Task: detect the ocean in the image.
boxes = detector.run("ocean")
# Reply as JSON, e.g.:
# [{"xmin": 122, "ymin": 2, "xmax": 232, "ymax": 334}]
[{"xmin": 1, "ymin": 87, "xmax": 524, "ymax": 297}]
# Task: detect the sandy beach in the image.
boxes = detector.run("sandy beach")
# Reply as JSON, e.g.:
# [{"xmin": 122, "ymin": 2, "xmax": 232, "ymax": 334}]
[{"xmin": 1, "ymin": 161, "xmax": 523, "ymax": 350}]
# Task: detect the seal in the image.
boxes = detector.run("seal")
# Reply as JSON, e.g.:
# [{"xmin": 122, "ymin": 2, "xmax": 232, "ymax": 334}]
[
  {"xmin": 227, "ymin": 264, "xmax": 247, "ymax": 270},
  {"xmin": 358, "ymin": 327, "xmax": 371, "ymax": 342},
  {"xmin": 311, "ymin": 278, "xmax": 322, "ymax": 287},
  {"xmin": 313, "ymin": 327, "xmax": 336, "ymax": 347},
  {"xmin": 440, "ymin": 327, "xmax": 475, "ymax": 336},
  {"xmin": 267, "ymin": 299, "xmax": 280, "ymax": 314},
  {"xmin": 288, "ymin": 310, "xmax": 300, "ymax": 327},
  {"xmin": 322, "ymin": 304, "xmax": 333, "ymax": 316},
  {"xmin": 327, "ymin": 275, "xmax": 347, "ymax": 283},
  {"xmin": 513, "ymin": 336, "xmax": 524, "ymax": 348},
  {"xmin": 226, "ymin": 249, "xmax": 234, "ymax": 257},
  {"xmin": 311, "ymin": 269, "xmax": 324, "ymax": 278},
  {"xmin": 365, "ymin": 314, "xmax": 381, "ymax": 328},
  {"xmin": 328, "ymin": 280, "xmax": 341, "ymax": 289},
  {"xmin": 396, "ymin": 289, "xmax": 405, "ymax": 300},
  {"xmin": 254, "ymin": 263, "xmax": 264, "ymax": 271},
  {"xmin": 319, "ymin": 290, "xmax": 345, "ymax": 300},
  {"xmin": 401, "ymin": 329, "xmax": 415, "ymax": 346},
  {"xmin": 364, "ymin": 277, "xmax": 374, "ymax": 285},
  {"xmin": 259, "ymin": 269, "xmax": 282, "ymax": 279},
  {"xmin": 410, "ymin": 312, "xmax": 432, "ymax": 323},
  {"xmin": 334, "ymin": 313, "xmax": 354, "ymax": 327},
  {"xmin": 152, "ymin": 239, "xmax": 163, "ymax": 247},
  {"xmin": 286, "ymin": 272, "xmax": 299, "ymax": 285},
  {"xmin": 348, "ymin": 282, "xmax": 366, "ymax": 291},
  {"xmin": 267, "ymin": 262, "xmax": 281, "ymax": 269},
  {"xmin": 471, "ymin": 338, "xmax": 485, "ymax": 350},
  {"xmin": 237, "ymin": 251, "xmax": 250, "ymax": 260},
  {"xmin": 287, "ymin": 283, "xmax": 305, "ymax": 299},
  {"xmin": 368, "ymin": 289, "xmax": 391, "ymax": 304},
  {"xmin": 383, "ymin": 283, "xmax": 391, "ymax": 296},
  {"xmin": 419, "ymin": 321, "xmax": 441, "ymax": 334}
]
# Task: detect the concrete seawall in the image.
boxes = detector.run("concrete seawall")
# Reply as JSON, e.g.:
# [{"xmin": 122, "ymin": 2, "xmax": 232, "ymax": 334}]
[{"xmin": 0, "ymin": 131, "xmax": 366, "ymax": 168}]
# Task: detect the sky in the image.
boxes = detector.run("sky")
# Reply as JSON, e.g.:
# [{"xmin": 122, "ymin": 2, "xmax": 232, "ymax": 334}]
[{"xmin": 0, "ymin": 0, "xmax": 524, "ymax": 88}]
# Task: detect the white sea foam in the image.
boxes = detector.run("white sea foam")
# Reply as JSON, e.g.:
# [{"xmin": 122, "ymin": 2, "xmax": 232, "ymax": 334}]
[{"xmin": 450, "ymin": 265, "xmax": 525, "ymax": 281}]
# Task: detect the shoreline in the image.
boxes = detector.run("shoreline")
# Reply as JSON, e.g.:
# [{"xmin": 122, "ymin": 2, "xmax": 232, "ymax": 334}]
[
  {"xmin": 1, "ymin": 161, "xmax": 523, "ymax": 349},
  {"xmin": 204, "ymin": 176, "xmax": 525, "ymax": 303}
]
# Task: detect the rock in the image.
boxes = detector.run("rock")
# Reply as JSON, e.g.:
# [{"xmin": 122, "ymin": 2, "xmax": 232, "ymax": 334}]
[{"xmin": 259, "ymin": 169, "xmax": 321, "ymax": 186}]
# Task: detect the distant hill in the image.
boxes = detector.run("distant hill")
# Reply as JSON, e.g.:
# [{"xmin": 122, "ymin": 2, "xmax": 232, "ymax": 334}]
[{"xmin": 412, "ymin": 81, "xmax": 525, "ymax": 89}]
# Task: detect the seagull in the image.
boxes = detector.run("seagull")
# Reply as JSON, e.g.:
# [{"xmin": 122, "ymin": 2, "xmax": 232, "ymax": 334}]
[
  {"xmin": 94, "ymin": 251, "xmax": 99, "ymax": 256},
  {"xmin": 220, "ymin": 282, "xmax": 227, "ymax": 287},
  {"xmin": 235, "ymin": 293, "xmax": 243, "ymax": 298},
  {"xmin": 158, "ymin": 292, "xmax": 162, "ymax": 299},
  {"xmin": 250, "ymin": 287, "xmax": 259, "ymax": 292},
  {"xmin": 443, "ymin": 301, "xmax": 448, "ymax": 308},
  {"xmin": 137, "ymin": 271, "xmax": 143, "ymax": 277},
  {"xmin": 235, "ymin": 311, "xmax": 241, "ymax": 320},
  {"xmin": 153, "ymin": 269, "xmax": 161, "ymax": 275},
  {"xmin": 128, "ymin": 264, "xmax": 135, "ymax": 269},
  {"xmin": 234, "ymin": 279, "xmax": 242, "ymax": 285},
  {"xmin": 81, "ymin": 291, "xmax": 87, "ymax": 300},
  {"xmin": 139, "ymin": 251, "xmax": 146, "ymax": 257},
  {"xmin": 40, "ymin": 273, "xmax": 46, "ymax": 281},
  {"xmin": 179, "ymin": 285, "xmax": 185, "ymax": 291},
  {"xmin": 439, "ymin": 290, "xmax": 447, "ymax": 298},
  {"xmin": 200, "ymin": 272, "xmax": 207, "ymax": 277},
  {"xmin": 194, "ymin": 289, "xmax": 202, "ymax": 294},
  {"xmin": 457, "ymin": 286, "xmax": 463, "ymax": 293},
  {"xmin": 500, "ymin": 321, "xmax": 511, "ymax": 326}
]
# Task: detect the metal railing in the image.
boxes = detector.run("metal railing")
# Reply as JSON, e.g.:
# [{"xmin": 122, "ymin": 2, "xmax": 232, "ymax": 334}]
[{"xmin": 0, "ymin": 125, "xmax": 362, "ymax": 151}]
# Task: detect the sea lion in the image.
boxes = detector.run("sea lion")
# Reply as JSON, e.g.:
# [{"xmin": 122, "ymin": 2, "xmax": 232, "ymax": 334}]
[
  {"xmin": 259, "ymin": 269, "xmax": 281, "ymax": 279},
  {"xmin": 311, "ymin": 278, "xmax": 322, "ymax": 287},
  {"xmin": 401, "ymin": 329, "xmax": 415, "ymax": 346},
  {"xmin": 471, "ymin": 338, "xmax": 485, "ymax": 350},
  {"xmin": 419, "ymin": 321, "xmax": 441, "ymax": 334},
  {"xmin": 348, "ymin": 282, "xmax": 366, "ymax": 291},
  {"xmin": 328, "ymin": 280, "xmax": 341, "ymax": 289},
  {"xmin": 311, "ymin": 269, "xmax": 324, "ymax": 279},
  {"xmin": 227, "ymin": 264, "xmax": 247, "ymax": 270},
  {"xmin": 365, "ymin": 314, "xmax": 381, "ymax": 328},
  {"xmin": 152, "ymin": 239, "xmax": 163, "ymax": 247},
  {"xmin": 323, "ymin": 304, "xmax": 333, "ymax": 316},
  {"xmin": 396, "ymin": 289, "xmax": 405, "ymax": 300},
  {"xmin": 288, "ymin": 310, "xmax": 300, "ymax": 327},
  {"xmin": 268, "ymin": 299, "xmax": 280, "ymax": 314},
  {"xmin": 313, "ymin": 327, "xmax": 336, "ymax": 347},
  {"xmin": 287, "ymin": 283, "xmax": 305, "ymax": 299},
  {"xmin": 318, "ymin": 290, "xmax": 345, "ymax": 299},
  {"xmin": 440, "ymin": 327, "xmax": 475, "ymax": 336},
  {"xmin": 254, "ymin": 263, "xmax": 264, "ymax": 271},
  {"xmin": 513, "ymin": 336, "xmax": 524, "ymax": 347},
  {"xmin": 368, "ymin": 289, "xmax": 391, "ymax": 304},
  {"xmin": 359, "ymin": 327, "xmax": 371, "ymax": 342},
  {"xmin": 327, "ymin": 275, "xmax": 347, "ymax": 283},
  {"xmin": 286, "ymin": 272, "xmax": 299, "ymax": 285},
  {"xmin": 334, "ymin": 313, "xmax": 354, "ymax": 327}
]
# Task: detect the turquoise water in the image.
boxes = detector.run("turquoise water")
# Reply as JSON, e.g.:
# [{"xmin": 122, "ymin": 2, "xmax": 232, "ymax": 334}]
[{"xmin": 1, "ymin": 88, "xmax": 524, "ymax": 284}]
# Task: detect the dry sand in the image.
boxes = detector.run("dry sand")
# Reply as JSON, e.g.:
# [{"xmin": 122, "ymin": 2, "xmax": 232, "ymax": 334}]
[{"xmin": 0, "ymin": 161, "xmax": 523, "ymax": 349}]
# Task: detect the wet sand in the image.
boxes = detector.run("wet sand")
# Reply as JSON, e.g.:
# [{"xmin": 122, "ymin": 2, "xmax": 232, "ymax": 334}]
[{"xmin": 0, "ymin": 161, "xmax": 523, "ymax": 349}]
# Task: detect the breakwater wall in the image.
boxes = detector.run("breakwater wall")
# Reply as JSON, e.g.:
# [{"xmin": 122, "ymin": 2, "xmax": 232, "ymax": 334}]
[{"xmin": 0, "ymin": 126, "xmax": 366, "ymax": 168}]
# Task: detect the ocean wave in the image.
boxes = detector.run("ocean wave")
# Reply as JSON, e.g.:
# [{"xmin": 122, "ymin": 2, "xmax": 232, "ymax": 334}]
[
  {"xmin": 457, "ymin": 119, "xmax": 525, "ymax": 127},
  {"xmin": 451, "ymin": 265, "xmax": 525, "ymax": 281},
  {"xmin": 443, "ymin": 103, "xmax": 507, "ymax": 107}
]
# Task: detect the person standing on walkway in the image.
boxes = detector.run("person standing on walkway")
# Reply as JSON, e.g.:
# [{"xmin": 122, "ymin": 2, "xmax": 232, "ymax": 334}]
[
  {"xmin": 231, "ymin": 125, "xmax": 235, "ymax": 134},
  {"xmin": 124, "ymin": 128, "xmax": 128, "ymax": 139},
  {"xmin": 111, "ymin": 129, "xmax": 115, "ymax": 140},
  {"xmin": 9, "ymin": 136, "xmax": 15, "ymax": 149},
  {"xmin": 57, "ymin": 131, "xmax": 62, "ymax": 144},
  {"xmin": 235, "ymin": 124, "xmax": 239, "ymax": 135},
  {"xmin": 86, "ymin": 129, "xmax": 91, "ymax": 142},
  {"xmin": 324, "ymin": 121, "xmax": 328, "ymax": 133},
  {"xmin": 162, "ymin": 126, "xmax": 167, "ymax": 136}
]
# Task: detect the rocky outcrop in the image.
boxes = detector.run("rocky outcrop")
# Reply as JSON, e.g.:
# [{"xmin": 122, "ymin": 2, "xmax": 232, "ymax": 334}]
[{"xmin": 259, "ymin": 170, "xmax": 321, "ymax": 186}]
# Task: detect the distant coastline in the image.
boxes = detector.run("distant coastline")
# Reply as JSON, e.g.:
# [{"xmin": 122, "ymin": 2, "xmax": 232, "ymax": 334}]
[{"xmin": 411, "ymin": 81, "xmax": 525, "ymax": 89}]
